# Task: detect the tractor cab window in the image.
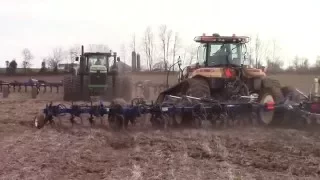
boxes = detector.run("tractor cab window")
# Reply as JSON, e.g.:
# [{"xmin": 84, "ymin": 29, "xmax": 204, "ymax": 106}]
[
  {"xmin": 197, "ymin": 44, "xmax": 206, "ymax": 66},
  {"xmin": 207, "ymin": 43, "xmax": 242, "ymax": 66},
  {"xmin": 230, "ymin": 43, "xmax": 242, "ymax": 65},
  {"xmin": 88, "ymin": 55, "xmax": 107, "ymax": 67}
]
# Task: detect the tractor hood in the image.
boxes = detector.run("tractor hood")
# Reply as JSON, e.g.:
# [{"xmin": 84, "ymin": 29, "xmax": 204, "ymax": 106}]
[{"xmin": 90, "ymin": 65, "xmax": 107, "ymax": 73}]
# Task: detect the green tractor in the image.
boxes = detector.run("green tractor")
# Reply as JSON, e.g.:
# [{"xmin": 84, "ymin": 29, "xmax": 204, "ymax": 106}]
[{"xmin": 63, "ymin": 45, "xmax": 132, "ymax": 102}]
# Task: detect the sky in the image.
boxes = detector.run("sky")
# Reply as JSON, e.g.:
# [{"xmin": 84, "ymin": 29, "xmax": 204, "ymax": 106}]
[{"xmin": 0, "ymin": 0, "xmax": 319, "ymax": 68}]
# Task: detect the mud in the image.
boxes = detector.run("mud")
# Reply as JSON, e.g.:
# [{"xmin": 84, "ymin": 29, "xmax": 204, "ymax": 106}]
[
  {"xmin": 0, "ymin": 74, "xmax": 320, "ymax": 179},
  {"xmin": 0, "ymin": 97, "xmax": 319, "ymax": 180}
]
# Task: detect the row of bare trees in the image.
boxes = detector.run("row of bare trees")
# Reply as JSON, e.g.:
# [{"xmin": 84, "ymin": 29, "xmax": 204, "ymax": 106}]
[
  {"xmin": 5, "ymin": 44, "xmax": 110, "ymax": 74},
  {"xmin": 121, "ymin": 24, "xmax": 197, "ymax": 71},
  {"xmin": 4, "ymin": 27, "xmax": 319, "ymax": 74}
]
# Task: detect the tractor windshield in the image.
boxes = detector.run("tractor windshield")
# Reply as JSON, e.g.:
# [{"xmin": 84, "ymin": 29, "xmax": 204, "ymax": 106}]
[
  {"xmin": 88, "ymin": 55, "xmax": 108, "ymax": 67},
  {"xmin": 206, "ymin": 43, "xmax": 243, "ymax": 66}
]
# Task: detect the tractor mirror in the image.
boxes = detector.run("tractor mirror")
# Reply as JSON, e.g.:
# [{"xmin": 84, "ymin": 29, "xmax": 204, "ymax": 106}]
[
  {"xmin": 75, "ymin": 57, "xmax": 79, "ymax": 61},
  {"xmin": 117, "ymin": 57, "xmax": 120, "ymax": 62}
]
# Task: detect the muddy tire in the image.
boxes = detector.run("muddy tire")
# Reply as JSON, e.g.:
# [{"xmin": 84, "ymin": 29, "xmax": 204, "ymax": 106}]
[
  {"xmin": 114, "ymin": 76, "xmax": 132, "ymax": 102},
  {"xmin": 2, "ymin": 86, "xmax": 9, "ymax": 98},
  {"xmin": 31, "ymin": 87, "xmax": 38, "ymax": 99},
  {"xmin": 257, "ymin": 83, "xmax": 284, "ymax": 125},
  {"xmin": 34, "ymin": 113, "xmax": 46, "ymax": 129},
  {"xmin": 185, "ymin": 78, "xmax": 210, "ymax": 98},
  {"xmin": 108, "ymin": 98, "xmax": 129, "ymax": 131},
  {"xmin": 63, "ymin": 75, "xmax": 74, "ymax": 101},
  {"xmin": 63, "ymin": 75, "xmax": 90, "ymax": 101},
  {"xmin": 180, "ymin": 78, "xmax": 210, "ymax": 127}
]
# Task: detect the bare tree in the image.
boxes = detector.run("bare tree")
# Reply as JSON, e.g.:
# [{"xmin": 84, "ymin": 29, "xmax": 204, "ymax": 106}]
[
  {"xmin": 159, "ymin": 24, "xmax": 168, "ymax": 70},
  {"xmin": 315, "ymin": 56, "xmax": 320, "ymax": 68},
  {"xmin": 172, "ymin": 32, "xmax": 181, "ymax": 71},
  {"xmin": 130, "ymin": 33, "xmax": 136, "ymax": 52},
  {"xmin": 265, "ymin": 39, "xmax": 284, "ymax": 72},
  {"xmin": 166, "ymin": 29, "xmax": 172, "ymax": 67},
  {"xmin": 254, "ymin": 34, "xmax": 269, "ymax": 67},
  {"xmin": 68, "ymin": 44, "xmax": 81, "ymax": 72},
  {"xmin": 254, "ymin": 34, "xmax": 261, "ymax": 67},
  {"xmin": 142, "ymin": 26, "xmax": 155, "ymax": 71},
  {"xmin": 245, "ymin": 35, "xmax": 255, "ymax": 66},
  {"xmin": 184, "ymin": 44, "xmax": 197, "ymax": 65},
  {"xmin": 21, "ymin": 48, "xmax": 34, "ymax": 73},
  {"xmin": 47, "ymin": 47, "xmax": 65, "ymax": 71},
  {"xmin": 120, "ymin": 43, "xmax": 127, "ymax": 64},
  {"xmin": 292, "ymin": 55, "xmax": 300, "ymax": 70}
]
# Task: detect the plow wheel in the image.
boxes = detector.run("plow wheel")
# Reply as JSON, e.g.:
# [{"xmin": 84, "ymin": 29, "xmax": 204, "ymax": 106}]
[
  {"xmin": 31, "ymin": 87, "xmax": 38, "ymax": 99},
  {"xmin": 150, "ymin": 113, "xmax": 171, "ymax": 130},
  {"xmin": 257, "ymin": 85, "xmax": 284, "ymax": 126},
  {"xmin": 34, "ymin": 113, "xmax": 47, "ymax": 129},
  {"xmin": 108, "ymin": 98, "xmax": 130, "ymax": 131},
  {"xmin": 108, "ymin": 114, "xmax": 125, "ymax": 131}
]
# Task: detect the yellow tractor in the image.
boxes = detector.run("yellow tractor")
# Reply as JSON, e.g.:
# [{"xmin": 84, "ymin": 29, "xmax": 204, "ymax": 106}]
[{"xmin": 154, "ymin": 33, "xmax": 292, "ymax": 127}]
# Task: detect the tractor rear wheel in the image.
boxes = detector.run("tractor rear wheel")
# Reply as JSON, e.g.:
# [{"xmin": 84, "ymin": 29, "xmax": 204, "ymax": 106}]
[
  {"xmin": 114, "ymin": 75, "xmax": 133, "ymax": 102},
  {"xmin": 63, "ymin": 75, "xmax": 73, "ymax": 101},
  {"xmin": 63, "ymin": 75, "xmax": 90, "ymax": 101}
]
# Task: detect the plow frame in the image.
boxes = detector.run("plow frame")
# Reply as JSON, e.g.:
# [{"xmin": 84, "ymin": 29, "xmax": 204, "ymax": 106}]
[{"xmin": 34, "ymin": 94, "xmax": 319, "ymax": 130}]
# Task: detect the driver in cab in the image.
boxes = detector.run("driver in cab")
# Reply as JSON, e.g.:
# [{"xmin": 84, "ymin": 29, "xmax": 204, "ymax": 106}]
[{"xmin": 95, "ymin": 58, "xmax": 102, "ymax": 65}]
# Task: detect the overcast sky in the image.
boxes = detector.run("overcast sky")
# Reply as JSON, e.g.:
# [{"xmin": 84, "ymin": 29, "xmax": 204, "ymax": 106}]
[{"xmin": 0, "ymin": 0, "xmax": 319, "ymax": 68}]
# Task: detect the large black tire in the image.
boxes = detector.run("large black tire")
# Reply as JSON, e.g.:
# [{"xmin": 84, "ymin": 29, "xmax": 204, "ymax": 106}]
[
  {"xmin": 114, "ymin": 75, "xmax": 133, "ymax": 102},
  {"xmin": 63, "ymin": 75, "xmax": 73, "ymax": 101},
  {"xmin": 63, "ymin": 75, "xmax": 90, "ymax": 101},
  {"xmin": 177, "ymin": 78, "xmax": 210, "ymax": 127},
  {"xmin": 257, "ymin": 79, "xmax": 284, "ymax": 125},
  {"xmin": 184, "ymin": 78, "xmax": 211, "ymax": 98},
  {"xmin": 108, "ymin": 98, "xmax": 129, "ymax": 131}
]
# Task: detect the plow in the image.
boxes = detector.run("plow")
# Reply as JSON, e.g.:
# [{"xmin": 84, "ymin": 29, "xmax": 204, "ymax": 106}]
[
  {"xmin": 33, "ymin": 87, "xmax": 320, "ymax": 130},
  {"xmin": 33, "ymin": 33, "xmax": 320, "ymax": 130},
  {"xmin": 0, "ymin": 79, "xmax": 63, "ymax": 98}
]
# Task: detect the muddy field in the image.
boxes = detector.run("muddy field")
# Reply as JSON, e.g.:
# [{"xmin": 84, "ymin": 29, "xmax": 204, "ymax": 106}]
[{"xmin": 0, "ymin": 74, "xmax": 320, "ymax": 180}]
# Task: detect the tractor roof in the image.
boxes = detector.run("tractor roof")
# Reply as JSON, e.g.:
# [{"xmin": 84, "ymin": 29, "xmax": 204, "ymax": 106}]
[
  {"xmin": 194, "ymin": 33, "xmax": 249, "ymax": 44},
  {"xmin": 83, "ymin": 52, "xmax": 113, "ymax": 57}
]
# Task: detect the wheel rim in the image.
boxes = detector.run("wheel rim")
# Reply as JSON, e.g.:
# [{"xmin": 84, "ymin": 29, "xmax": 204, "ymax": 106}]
[
  {"xmin": 260, "ymin": 94, "xmax": 275, "ymax": 125},
  {"xmin": 34, "ymin": 116, "xmax": 39, "ymax": 128}
]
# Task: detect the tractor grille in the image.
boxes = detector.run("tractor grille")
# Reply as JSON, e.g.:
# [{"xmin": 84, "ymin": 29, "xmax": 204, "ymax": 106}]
[{"xmin": 90, "ymin": 73, "xmax": 107, "ymax": 85}]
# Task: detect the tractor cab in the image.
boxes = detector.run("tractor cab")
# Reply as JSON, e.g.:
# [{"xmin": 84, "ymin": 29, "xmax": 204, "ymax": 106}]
[
  {"xmin": 194, "ymin": 33, "xmax": 249, "ymax": 67},
  {"xmin": 76, "ymin": 50, "xmax": 119, "ymax": 92},
  {"xmin": 181, "ymin": 33, "xmax": 265, "ymax": 80},
  {"xmin": 63, "ymin": 45, "xmax": 132, "ymax": 101}
]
